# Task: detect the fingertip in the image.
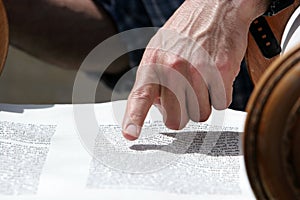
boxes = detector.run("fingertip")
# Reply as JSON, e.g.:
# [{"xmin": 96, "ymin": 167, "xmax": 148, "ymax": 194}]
[
  {"xmin": 122, "ymin": 123, "xmax": 140, "ymax": 141},
  {"xmin": 190, "ymin": 106, "xmax": 212, "ymax": 122},
  {"xmin": 212, "ymin": 98, "xmax": 232, "ymax": 110},
  {"xmin": 164, "ymin": 116, "xmax": 189, "ymax": 131},
  {"xmin": 122, "ymin": 85, "xmax": 159, "ymax": 141},
  {"xmin": 123, "ymin": 133, "xmax": 138, "ymax": 141}
]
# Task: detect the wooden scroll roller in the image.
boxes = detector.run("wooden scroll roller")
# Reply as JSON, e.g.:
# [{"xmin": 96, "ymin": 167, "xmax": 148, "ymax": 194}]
[
  {"xmin": 244, "ymin": 3, "xmax": 300, "ymax": 200},
  {"xmin": 0, "ymin": 0, "xmax": 8, "ymax": 75}
]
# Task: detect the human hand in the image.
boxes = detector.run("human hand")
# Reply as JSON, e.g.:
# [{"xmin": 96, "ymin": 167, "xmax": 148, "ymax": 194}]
[{"xmin": 122, "ymin": 0, "xmax": 270, "ymax": 140}]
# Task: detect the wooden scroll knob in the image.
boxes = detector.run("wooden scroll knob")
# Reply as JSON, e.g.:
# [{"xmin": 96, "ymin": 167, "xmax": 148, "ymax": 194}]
[
  {"xmin": 0, "ymin": 0, "xmax": 8, "ymax": 75},
  {"xmin": 244, "ymin": 44, "xmax": 300, "ymax": 199}
]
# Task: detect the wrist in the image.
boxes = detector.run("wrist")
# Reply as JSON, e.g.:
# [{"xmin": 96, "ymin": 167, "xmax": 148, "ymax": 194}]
[
  {"xmin": 186, "ymin": 0, "xmax": 270, "ymax": 24},
  {"xmin": 235, "ymin": 0, "xmax": 270, "ymax": 23}
]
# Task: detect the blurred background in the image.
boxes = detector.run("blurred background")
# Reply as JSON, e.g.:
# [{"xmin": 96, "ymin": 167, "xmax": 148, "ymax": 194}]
[{"xmin": 0, "ymin": 46, "xmax": 120, "ymax": 104}]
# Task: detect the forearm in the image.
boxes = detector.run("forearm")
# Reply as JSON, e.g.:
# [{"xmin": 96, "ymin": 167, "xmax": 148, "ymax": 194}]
[
  {"xmin": 236, "ymin": 0, "xmax": 271, "ymax": 19},
  {"xmin": 2, "ymin": 0, "xmax": 128, "ymax": 71},
  {"xmin": 166, "ymin": 0, "xmax": 270, "ymax": 28}
]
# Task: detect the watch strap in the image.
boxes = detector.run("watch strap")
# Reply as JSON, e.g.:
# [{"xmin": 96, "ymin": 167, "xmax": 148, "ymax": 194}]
[{"xmin": 249, "ymin": 16, "xmax": 281, "ymax": 58}]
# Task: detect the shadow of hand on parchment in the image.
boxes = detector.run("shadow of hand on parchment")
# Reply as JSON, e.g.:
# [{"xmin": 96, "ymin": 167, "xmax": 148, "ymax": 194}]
[{"xmin": 129, "ymin": 131, "xmax": 242, "ymax": 156}]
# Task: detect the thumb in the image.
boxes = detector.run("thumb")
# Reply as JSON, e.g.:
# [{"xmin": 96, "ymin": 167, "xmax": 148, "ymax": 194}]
[{"xmin": 122, "ymin": 84, "xmax": 160, "ymax": 140}]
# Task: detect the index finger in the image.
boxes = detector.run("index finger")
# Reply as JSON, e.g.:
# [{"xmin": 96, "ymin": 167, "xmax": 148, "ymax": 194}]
[{"xmin": 122, "ymin": 68, "xmax": 160, "ymax": 140}]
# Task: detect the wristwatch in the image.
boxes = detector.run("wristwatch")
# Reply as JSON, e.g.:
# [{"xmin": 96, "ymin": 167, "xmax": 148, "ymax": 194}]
[
  {"xmin": 249, "ymin": 0, "xmax": 295, "ymax": 58},
  {"xmin": 264, "ymin": 0, "xmax": 295, "ymax": 16}
]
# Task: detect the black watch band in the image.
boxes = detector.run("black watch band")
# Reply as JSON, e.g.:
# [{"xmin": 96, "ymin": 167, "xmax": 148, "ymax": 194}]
[
  {"xmin": 249, "ymin": 0, "xmax": 295, "ymax": 58},
  {"xmin": 264, "ymin": 0, "xmax": 295, "ymax": 16},
  {"xmin": 249, "ymin": 16, "xmax": 281, "ymax": 58}
]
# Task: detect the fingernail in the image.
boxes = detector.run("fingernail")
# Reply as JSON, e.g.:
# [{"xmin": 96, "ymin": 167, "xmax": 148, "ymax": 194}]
[{"xmin": 123, "ymin": 124, "xmax": 139, "ymax": 138}]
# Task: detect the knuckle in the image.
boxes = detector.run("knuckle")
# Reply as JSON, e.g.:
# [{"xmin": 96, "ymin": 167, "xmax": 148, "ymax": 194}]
[
  {"xmin": 128, "ymin": 112, "xmax": 145, "ymax": 124},
  {"xmin": 168, "ymin": 58, "xmax": 187, "ymax": 71},
  {"xmin": 170, "ymin": 57, "xmax": 185, "ymax": 65},
  {"xmin": 216, "ymin": 59, "xmax": 232, "ymax": 73},
  {"xmin": 216, "ymin": 58, "xmax": 240, "ymax": 79},
  {"xmin": 130, "ymin": 87, "xmax": 154, "ymax": 103}
]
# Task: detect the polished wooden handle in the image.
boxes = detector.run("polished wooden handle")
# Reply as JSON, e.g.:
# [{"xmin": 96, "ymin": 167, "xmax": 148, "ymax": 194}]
[
  {"xmin": 0, "ymin": 0, "xmax": 9, "ymax": 75},
  {"xmin": 244, "ymin": 43, "xmax": 300, "ymax": 200},
  {"xmin": 245, "ymin": 0, "xmax": 300, "ymax": 84}
]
